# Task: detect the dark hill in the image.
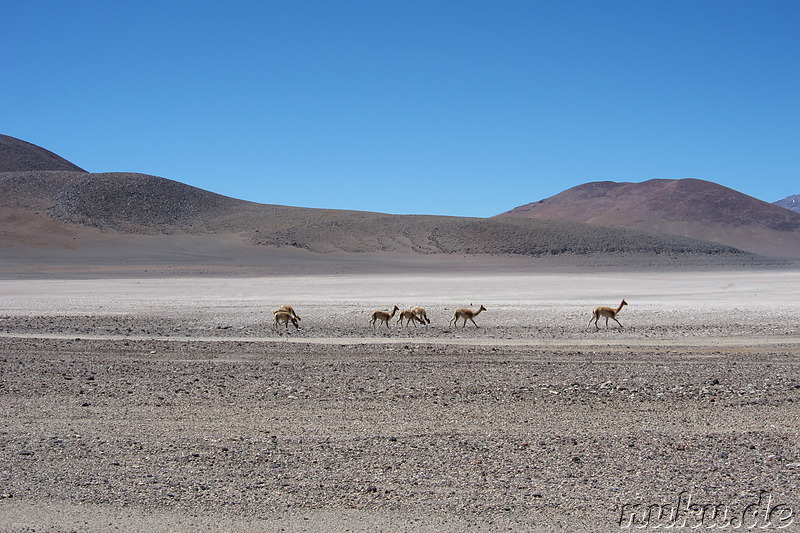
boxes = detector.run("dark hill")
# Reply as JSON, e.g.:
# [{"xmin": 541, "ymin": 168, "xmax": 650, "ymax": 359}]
[
  {"xmin": 496, "ymin": 178, "xmax": 800, "ymax": 258},
  {"xmin": 0, "ymin": 135, "xmax": 86, "ymax": 173},
  {"xmin": 1, "ymin": 171, "xmax": 242, "ymax": 233}
]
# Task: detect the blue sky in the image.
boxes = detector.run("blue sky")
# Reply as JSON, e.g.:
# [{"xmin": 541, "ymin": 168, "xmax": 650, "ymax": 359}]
[{"xmin": 2, "ymin": 1, "xmax": 798, "ymax": 217}]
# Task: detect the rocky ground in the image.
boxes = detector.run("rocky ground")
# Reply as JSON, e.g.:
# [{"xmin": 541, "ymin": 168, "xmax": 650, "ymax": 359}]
[{"xmin": 1, "ymin": 271, "xmax": 799, "ymax": 532}]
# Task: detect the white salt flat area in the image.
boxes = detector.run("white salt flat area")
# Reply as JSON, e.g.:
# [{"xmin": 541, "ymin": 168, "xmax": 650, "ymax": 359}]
[{"xmin": 2, "ymin": 270, "xmax": 798, "ymax": 313}]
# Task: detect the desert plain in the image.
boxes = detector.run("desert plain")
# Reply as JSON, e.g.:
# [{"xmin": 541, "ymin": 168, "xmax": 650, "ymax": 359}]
[{"xmin": 1, "ymin": 266, "xmax": 799, "ymax": 532}]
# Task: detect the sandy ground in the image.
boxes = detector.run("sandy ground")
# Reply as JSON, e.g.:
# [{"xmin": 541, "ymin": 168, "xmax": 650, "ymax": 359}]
[{"xmin": 1, "ymin": 269, "xmax": 800, "ymax": 532}]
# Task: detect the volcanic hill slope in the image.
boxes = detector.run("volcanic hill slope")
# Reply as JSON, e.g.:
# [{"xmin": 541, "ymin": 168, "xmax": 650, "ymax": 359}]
[
  {"xmin": 0, "ymin": 134, "xmax": 86, "ymax": 173},
  {"xmin": 496, "ymin": 179, "xmax": 800, "ymax": 259},
  {"xmin": 0, "ymin": 135, "xmax": 786, "ymax": 274}
]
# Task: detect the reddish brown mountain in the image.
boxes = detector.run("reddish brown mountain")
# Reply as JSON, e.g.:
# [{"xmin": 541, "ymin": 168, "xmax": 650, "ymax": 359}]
[
  {"xmin": 495, "ymin": 179, "xmax": 800, "ymax": 258},
  {"xmin": 0, "ymin": 135, "xmax": 86, "ymax": 173}
]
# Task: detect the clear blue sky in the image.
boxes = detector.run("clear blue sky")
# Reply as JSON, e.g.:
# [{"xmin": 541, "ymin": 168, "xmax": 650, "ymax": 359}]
[{"xmin": 2, "ymin": 1, "xmax": 798, "ymax": 217}]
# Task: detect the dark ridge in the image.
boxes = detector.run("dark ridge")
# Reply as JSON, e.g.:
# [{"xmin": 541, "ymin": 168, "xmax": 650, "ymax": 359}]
[{"xmin": 245, "ymin": 213, "xmax": 745, "ymax": 257}]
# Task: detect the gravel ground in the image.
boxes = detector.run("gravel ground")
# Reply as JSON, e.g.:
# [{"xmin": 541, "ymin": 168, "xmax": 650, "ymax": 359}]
[{"xmin": 1, "ymin": 271, "xmax": 799, "ymax": 532}]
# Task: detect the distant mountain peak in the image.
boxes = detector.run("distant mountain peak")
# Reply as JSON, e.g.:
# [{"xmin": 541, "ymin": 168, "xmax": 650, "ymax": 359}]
[{"xmin": 774, "ymin": 194, "xmax": 800, "ymax": 214}]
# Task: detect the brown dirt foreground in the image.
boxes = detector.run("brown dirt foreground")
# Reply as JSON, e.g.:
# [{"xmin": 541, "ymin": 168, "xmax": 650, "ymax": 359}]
[{"xmin": 1, "ymin": 271, "xmax": 799, "ymax": 532}]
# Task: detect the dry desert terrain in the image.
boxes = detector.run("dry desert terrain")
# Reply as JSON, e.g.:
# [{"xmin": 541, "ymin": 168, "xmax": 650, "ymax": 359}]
[{"xmin": 1, "ymin": 269, "xmax": 799, "ymax": 532}]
